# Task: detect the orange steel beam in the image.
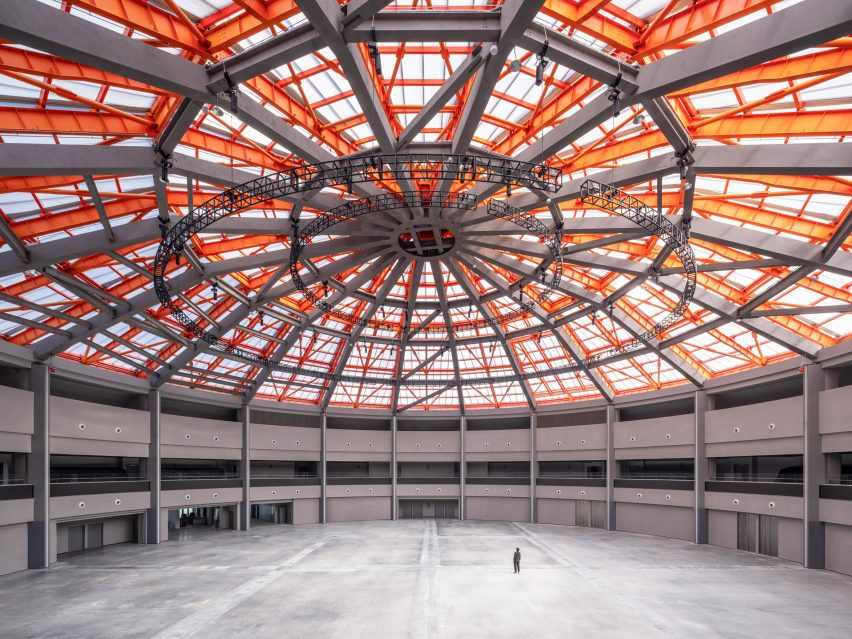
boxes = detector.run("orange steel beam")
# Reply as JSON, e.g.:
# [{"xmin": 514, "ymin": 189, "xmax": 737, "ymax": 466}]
[
  {"xmin": 204, "ymin": 0, "xmax": 301, "ymax": 52},
  {"xmin": 2, "ymin": 71, "xmax": 154, "ymax": 128},
  {"xmin": 493, "ymin": 76, "xmax": 599, "ymax": 156},
  {"xmin": 693, "ymin": 110, "xmax": 852, "ymax": 139},
  {"xmin": 63, "ymin": 0, "xmax": 211, "ymax": 58},
  {"xmin": 634, "ymin": 0, "xmax": 679, "ymax": 48},
  {"xmin": 0, "ymin": 107, "xmax": 150, "ymax": 137},
  {"xmin": 161, "ymin": 0, "xmax": 209, "ymax": 46},
  {"xmin": 540, "ymin": 0, "xmax": 638, "ymax": 53},
  {"xmin": 635, "ymin": 0, "xmax": 777, "ymax": 58},
  {"xmin": 0, "ymin": 45, "xmax": 168, "ymax": 96},
  {"xmin": 671, "ymin": 47, "xmax": 852, "ymax": 97},
  {"xmin": 692, "ymin": 73, "xmax": 844, "ymax": 130},
  {"xmin": 244, "ymin": 75, "xmax": 358, "ymax": 157},
  {"xmin": 714, "ymin": 174, "xmax": 852, "ymax": 196}
]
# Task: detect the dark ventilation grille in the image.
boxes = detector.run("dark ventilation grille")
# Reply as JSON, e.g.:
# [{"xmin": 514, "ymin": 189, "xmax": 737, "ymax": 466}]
[
  {"xmin": 326, "ymin": 416, "xmax": 391, "ymax": 430},
  {"xmin": 160, "ymin": 398, "xmax": 239, "ymax": 422},
  {"xmin": 250, "ymin": 410, "xmax": 321, "ymax": 428},
  {"xmin": 618, "ymin": 398, "xmax": 694, "ymax": 422},
  {"xmin": 466, "ymin": 416, "xmax": 530, "ymax": 431},
  {"xmin": 711, "ymin": 376, "xmax": 803, "ymax": 410},
  {"xmin": 397, "ymin": 418, "xmax": 460, "ymax": 431},
  {"xmin": 537, "ymin": 410, "xmax": 608, "ymax": 428},
  {"xmin": 51, "ymin": 376, "xmax": 146, "ymax": 410}
]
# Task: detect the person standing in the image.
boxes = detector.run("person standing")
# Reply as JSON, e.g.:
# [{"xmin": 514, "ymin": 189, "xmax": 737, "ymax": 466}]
[{"xmin": 513, "ymin": 547, "xmax": 521, "ymax": 574}]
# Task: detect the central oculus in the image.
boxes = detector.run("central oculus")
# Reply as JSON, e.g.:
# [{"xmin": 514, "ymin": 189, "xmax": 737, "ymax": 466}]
[{"xmin": 398, "ymin": 225, "xmax": 456, "ymax": 258}]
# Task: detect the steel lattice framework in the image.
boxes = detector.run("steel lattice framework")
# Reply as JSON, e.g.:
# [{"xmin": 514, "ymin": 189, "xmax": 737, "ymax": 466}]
[{"xmin": 0, "ymin": 0, "xmax": 849, "ymax": 412}]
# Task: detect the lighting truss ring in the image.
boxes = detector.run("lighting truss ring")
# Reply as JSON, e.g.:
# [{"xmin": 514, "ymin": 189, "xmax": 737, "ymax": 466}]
[
  {"xmin": 578, "ymin": 178, "xmax": 697, "ymax": 362},
  {"xmin": 289, "ymin": 191, "xmax": 563, "ymax": 332}
]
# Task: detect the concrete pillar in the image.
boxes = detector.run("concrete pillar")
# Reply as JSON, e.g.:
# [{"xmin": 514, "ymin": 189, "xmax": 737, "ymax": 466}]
[
  {"xmin": 28, "ymin": 363, "xmax": 49, "ymax": 568},
  {"xmin": 606, "ymin": 403, "xmax": 616, "ymax": 532},
  {"xmin": 239, "ymin": 403, "xmax": 250, "ymax": 531},
  {"xmin": 694, "ymin": 390, "xmax": 708, "ymax": 544},
  {"xmin": 391, "ymin": 415, "xmax": 398, "ymax": 520},
  {"xmin": 145, "ymin": 389, "xmax": 161, "ymax": 544},
  {"xmin": 459, "ymin": 414, "xmax": 466, "ymax": 521},
  {"xmin": 804, "ymin": 362, "xmax": 825, "ymax": 568},
  {"xmin": 320, "ymin": 412, "xmax": 327, "ymax": 524},
  {"xmin": 530, "ymin": 412, "xmax": 536, "ymax": 524}
]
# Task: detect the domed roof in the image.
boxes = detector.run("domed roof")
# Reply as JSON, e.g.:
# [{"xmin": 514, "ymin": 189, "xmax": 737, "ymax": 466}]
[{"xmin": 0, "ymin": 0, "xmax": 849, "ymax": 411}]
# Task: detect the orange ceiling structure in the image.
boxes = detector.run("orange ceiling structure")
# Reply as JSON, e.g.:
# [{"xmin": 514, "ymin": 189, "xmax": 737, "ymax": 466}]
[{"xmin": 0, "ymin": 0, "xmax": 849, "ymax": 412}]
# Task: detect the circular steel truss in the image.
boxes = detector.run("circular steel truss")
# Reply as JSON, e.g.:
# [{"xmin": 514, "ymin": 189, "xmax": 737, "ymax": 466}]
[
  {"xmin": 288, "ymin": 191, "xmax": 563, "ymax": 332},
  {"xmin": 579, "ymin": 179, "xmax": 697, "ymax": 362},
  {"xmin": 153, "ymin": 160, "xmax": 694, "ymax": 388}
]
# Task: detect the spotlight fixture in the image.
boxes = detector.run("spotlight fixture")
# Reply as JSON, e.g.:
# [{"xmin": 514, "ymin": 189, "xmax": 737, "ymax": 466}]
[
  {"xmin": 368, "ymin": 28, "xmax": 382, "ymax": 76},
  {"xmin": 632, "ymin": 113, "xmax": 645, "ymax": 125},
  {"xmin": 488, "ymin": 44, "xmax": 499, "ymax": 57},
  {"xmin": 223, "ymin": 70, "xmax": 239, "ymax": 114},
  {"xmin": 155, "ymin": 147, "xmax": 173, "ymax": 184},
  {"xmin": 509, "ymin": 58, "xmax": 521, "ymax": 73},
  {"xmin": 535, "ymin": 43, "xmax": 549, "ymax": 86},
  {"xmin": 606, "ymin": 73, "xmax": 623, "ymax": 117},
  {"xmin": 211, "ymin": 281, "xmax": 219, "ymax": 301}
]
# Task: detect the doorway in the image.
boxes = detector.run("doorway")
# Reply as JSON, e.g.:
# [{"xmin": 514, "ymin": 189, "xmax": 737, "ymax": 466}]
[
  {"xmin": 737, "ymin": 513, "xmax": 778, "ymax": 557},
  {"xmin": 399, "ymin": 499, "xmax": 458, "ymax": 519}
]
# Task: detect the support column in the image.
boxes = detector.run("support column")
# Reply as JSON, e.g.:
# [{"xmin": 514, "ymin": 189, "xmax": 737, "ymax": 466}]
[
  {"xmin": 320, "ymin": 412, "xmax": 327, "ymax": 524},
  {"xmin": 28, "ymin": 363, "xmax": 49, "ymax": 568},
  {"xmin": 694, "ymin": 390, "xmax": 708, "ymax": 544},
  {"xmin": 804, "ymin": 363, "xmax": 825, "ymax": 568},
  {"xmin": 239, "ymin": 403, "xmax": 250, "ymax": 531},
  {"xmin": 530, "ymin": 412, "xmax": 536, "ymax": 524},
  {"xmin": 146, "ymin": 389, "xmax": 160, "ymax": 544},
  {"xmin": 606, "ymin": 403, "xmax": 616, "ymax": 532},
  {"xmin": 391, "ymin": 414, "xmax": 398, "ymax": 520},
  {"xmin": 459, "ymin": 414, "xmax": 466, "ymax": 521}
]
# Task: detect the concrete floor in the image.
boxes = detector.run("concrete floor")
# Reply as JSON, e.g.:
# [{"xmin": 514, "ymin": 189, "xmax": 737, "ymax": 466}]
[{"xmin": 1, "ymin": 520, "xmax": 851, "ymax": 639}]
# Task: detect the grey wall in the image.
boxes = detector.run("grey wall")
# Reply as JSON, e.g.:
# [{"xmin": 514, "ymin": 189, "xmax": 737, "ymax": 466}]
[
  {"xmin": 327, "ymin": 496, "xmax": 391, "ymax": 522},
  {"xmin": 616, "ymin": 503, "xmax": 694, "ymax": 541},
  {"xmin": 0, "ymin": 523, "xmax": 28, "ymax": 576},
  {"xmin": 465, "ymin": 496, "xmax": 529, "ymax": 522}
]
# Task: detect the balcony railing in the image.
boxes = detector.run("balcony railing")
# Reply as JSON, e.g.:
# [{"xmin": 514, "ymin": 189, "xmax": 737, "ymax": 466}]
[
  {"xmin": 161, "ymin": 472, "xmax": 240, "ymax": 480},
  {"xmin": 619, "ymin": 472, "xmax": 695, "ymax": 480},
  {"xmin": 0, "ymin": 474, "xmax": 28, "ymax": 485},
  {"xmin": 397, "ymin": 476, "xmax": 460, "ymax": 484},
  {"xmin": 50, "ymin": 473, "xmax": 146, "ymax": 484},
  {"xmin": 712, "ymin": 473, "xmax": 803, "ymax": 484},
  {"xmin": 825, "ymin": 475, "xmax": 852, "ymax": 485}
]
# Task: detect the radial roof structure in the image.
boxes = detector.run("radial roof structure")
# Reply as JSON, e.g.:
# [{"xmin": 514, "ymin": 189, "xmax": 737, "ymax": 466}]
[{"xmin": 0, "ymin": 0, "xmax": 850, "ymax": 412}]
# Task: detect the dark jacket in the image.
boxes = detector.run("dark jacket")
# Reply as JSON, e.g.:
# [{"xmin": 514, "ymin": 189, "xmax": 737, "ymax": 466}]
[{"xmin": 513, "ymin": 551, "xmax": 521, "ymax": 563}]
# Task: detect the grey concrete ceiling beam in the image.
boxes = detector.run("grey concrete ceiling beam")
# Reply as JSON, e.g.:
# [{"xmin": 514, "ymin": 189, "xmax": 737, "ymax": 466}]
[
  {"xmin": 82, "ymin": 176, "xmax": 115, "ymax": 241},
  {"xmin": 430, "ymin": 260, "xmax": 465, "ymax": 412},
  {"xmin": 692, "ymin": 142, "xmax": 852, "ymax": 177},
  {"xmin": 206, "ymin": 23, "xmax": 324, "ymax": 91},
  {"xmin": 637, "ymin": 0, "xmax": 852, "ymax": 98},
  {"xmin": 321, "ymin": 257, "xmax": 408, "ymax": 411},
  {"xmin": 396, "ymin": 47, "xmax": 487, "ymax": 151},
  {"xmin": 446, "ymin": 258, "xmax": 536, "ymax": 409},
  {"xmin": 690, "ymin": 218, "xmax": 852, "ymax": 278},
  {"xmin": 659, "ymin": 276, "xmax": 820, "ymax": 359},
  {"xmin": 456, "ymin": 252, "xmax": 613, "ymax": 401},
  {"xmin": 32, "ymin": 271, "xmax": 204, "ymax": 360},
  {"xmin": 451, "ymin": 0, "xmax": 546, "ymax": 155},
  {"xmin": 0, "ymin": 0, "xmax": 210, "ymax": 101},
  {"xmin": 341, "ymin": 0, "xmax": 397, "ymax": 29},
  {"xmin": 517, "ymin": 23, "xmax": 636, "ymax": 87},
  {"xmin": 344, "ymin": 11, "xmax": 502, "ymax": 42},
  {"xmin": 391, "ymin": 261, "xmax": 422, "ymax": 412},
  {"xmin": 0, "ymin": 217, "xmax": 164, "ymax": 277},
  {"xmin": 0, "ymin": 144, "xmax": 153, "ymax": 177}
]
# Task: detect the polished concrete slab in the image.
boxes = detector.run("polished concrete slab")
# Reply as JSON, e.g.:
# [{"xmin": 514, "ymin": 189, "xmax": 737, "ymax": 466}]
[{"xmin": 1, "ymin": 520, "xmax": 851, "ymax": 638}]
